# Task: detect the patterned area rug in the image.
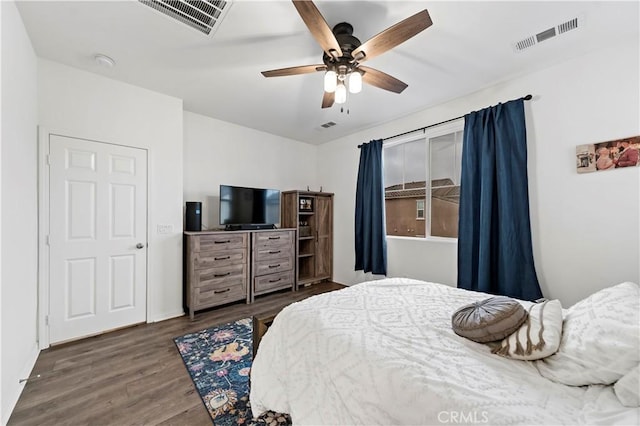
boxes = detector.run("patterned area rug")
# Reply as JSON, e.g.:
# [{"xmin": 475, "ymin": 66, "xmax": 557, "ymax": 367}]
[{"xmin": 174, "ymin": 318, "xmax": 292, "ymax": 425}]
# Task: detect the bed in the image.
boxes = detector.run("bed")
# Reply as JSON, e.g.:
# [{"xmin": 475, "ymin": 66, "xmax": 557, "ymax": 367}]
[{"xmin": 250, "ymin": 278, "xmax": 639, "ymax": 425}]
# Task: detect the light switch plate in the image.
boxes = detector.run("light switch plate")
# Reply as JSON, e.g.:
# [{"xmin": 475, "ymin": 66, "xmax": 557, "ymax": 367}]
[{"xmin": 157, "ymin": 224, "xmax": 173, "ymax": 234}]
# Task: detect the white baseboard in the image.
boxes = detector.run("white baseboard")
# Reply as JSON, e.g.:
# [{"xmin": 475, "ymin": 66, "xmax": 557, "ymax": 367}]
[
  {"xmin": 2, "ymin": 342, "xmax": 40, "ymax": 424},
  {"xmin": 148, "ymin": 309, "xmax": 185, "ymax": 323}
]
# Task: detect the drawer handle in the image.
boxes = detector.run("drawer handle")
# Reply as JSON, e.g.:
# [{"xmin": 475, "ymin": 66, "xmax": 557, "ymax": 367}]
[
  {"xmin": 214, "ymin": 272, "xmax": 231, "ymax": 278},
  {"xmin": 268, "ymin": 278, "xmax": 282, "ymax": 283},
  {"xmin": 268, "ymin": 250, "xmax": 281, "ymax": 254},
  {"xmin": 268, "ymin": 236, "xmax": 281, "ymax": 240},
  {"xmin": 214, "ymin": 240, "xmax": 231, "ymax": 244},
  {"xmin": 214, "ymin": 288, "xmax": 231, "ymax": 294},
  {"xmin": 268, "ymin": 264, "xmax": 281, "ymax": 269},
  {"xmin": 214, "ymin": 255, "xmax": 231, "ymax": 260}
]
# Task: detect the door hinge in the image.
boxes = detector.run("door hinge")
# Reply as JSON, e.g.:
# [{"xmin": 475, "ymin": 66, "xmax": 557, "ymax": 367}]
[
  {"xmin": 45, "ymin": 154, "xmax": 50, "ymax": 166},
  {"xmin": 45, "ymin": 315, "xmax": 49, "ymax": 326},
  {"xmin": 45, "ymin": 235, "xmax": 50, "ymax": 246}
]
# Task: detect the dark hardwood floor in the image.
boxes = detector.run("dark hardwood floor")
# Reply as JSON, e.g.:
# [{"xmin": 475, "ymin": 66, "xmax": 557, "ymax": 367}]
[{"xmin": 9, "ymin": 282, "xmax": 346, "ymax": 426}]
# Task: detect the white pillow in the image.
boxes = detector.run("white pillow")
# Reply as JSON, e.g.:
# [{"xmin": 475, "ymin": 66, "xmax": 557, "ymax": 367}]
[
  {"xmin": 492, "ymin": 299, "xmax": 563, "ymax": 360},
  {"xmin": 535, "ymin": 282, "xmax": 640, "ymax": 386},
  {"xmin": 615, "ymin": 365, "xmax": 640, "ymax": 407}
]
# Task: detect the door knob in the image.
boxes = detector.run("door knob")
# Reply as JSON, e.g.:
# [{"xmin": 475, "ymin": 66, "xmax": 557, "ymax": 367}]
[{"xmin": 136, "ymin": 243, "xmax": 145, "ymax": 249}]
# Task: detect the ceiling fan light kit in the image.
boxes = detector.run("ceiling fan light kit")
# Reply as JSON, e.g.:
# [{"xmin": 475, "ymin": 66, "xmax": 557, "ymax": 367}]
[
  {"xmin": 324, "ymin": 70, "xmax": 337, "ymax": 93},
  {"xmin": 348, "ymin": 71, "xmax": 362, "ymax": 94},
  {"xmin": 261, "ymin": 1, "xmax": 432, "ymax": 109},
  {"xmin": 335, "ymin": 82, "xmax": 347, "ymax": 104}
]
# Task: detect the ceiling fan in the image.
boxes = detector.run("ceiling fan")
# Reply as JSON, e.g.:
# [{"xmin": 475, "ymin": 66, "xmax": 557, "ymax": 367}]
[{"xmin": 261, "ymin": 1, "xmax": 433, "ymax": 109}]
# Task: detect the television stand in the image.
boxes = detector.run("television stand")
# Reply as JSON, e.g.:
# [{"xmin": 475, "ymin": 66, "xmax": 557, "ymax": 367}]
[{"xmin": 224, "ymin": 224, "xmax": 276, "ymax": 231}]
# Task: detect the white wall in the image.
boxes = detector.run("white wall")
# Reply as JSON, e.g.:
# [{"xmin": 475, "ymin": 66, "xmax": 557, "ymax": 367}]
[
  {"xmin": 1, "ymin": 1, "xmax": 39, "ymax": 422},
  {"xmin": 183, "ymin": 111, "xmax": 318, "ymax": 229},
  {"xmin": 318, "ymin": 39, "xmax": 640, "ymax": 307},
  {"xmin": 38, "ymin": 60, "xmax": 185, "ymax": 323}
]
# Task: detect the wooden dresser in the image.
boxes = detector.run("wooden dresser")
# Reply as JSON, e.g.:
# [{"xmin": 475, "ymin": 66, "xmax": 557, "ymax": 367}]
[
  {"xmin": 184, "ymin": 228, "xmax": 296, "ymax": 319},
  {"xmin": 251, "ymin": 229, "xmax": 296, "ymax": 302},
  {"xmin": 184, "ymin": 231, "xmax": 250, "ymax": 320}
]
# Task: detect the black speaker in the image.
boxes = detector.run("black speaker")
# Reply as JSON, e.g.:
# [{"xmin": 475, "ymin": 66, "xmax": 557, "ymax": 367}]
[{"xmin": 185, "ymin": 202, "xmax": 202, "ymax": 232}]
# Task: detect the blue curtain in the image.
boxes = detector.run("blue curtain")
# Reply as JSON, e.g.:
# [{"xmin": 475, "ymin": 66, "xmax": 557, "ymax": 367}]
[
  {"xmin": 355, "ymin": 139, "xmax": 387, "ymax": 275},
  {"xmin": 457, "ymin": 98, "xmax": 542, "ymax": 301}
]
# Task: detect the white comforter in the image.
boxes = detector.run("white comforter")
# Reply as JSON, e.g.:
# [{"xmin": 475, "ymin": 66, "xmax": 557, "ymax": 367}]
[{"xmin": 250, "ymin": 278, "xmax": 638, "ymax": 425}]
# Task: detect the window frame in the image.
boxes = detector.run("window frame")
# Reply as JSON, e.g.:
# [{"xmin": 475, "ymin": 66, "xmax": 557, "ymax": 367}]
[{"xmin": 383, "ymin": 119, "xmax": 464, "ymax": 242}]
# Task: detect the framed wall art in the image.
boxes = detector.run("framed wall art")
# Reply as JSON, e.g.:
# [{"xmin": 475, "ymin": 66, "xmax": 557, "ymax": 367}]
[{"xmin": 576, "ymin": 136, "xmax": 640, "ymax": 174}]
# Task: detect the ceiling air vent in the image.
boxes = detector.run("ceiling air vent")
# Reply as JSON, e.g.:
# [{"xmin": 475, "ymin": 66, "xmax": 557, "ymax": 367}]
[
  {"xmin": 514, "ymin": 16, "xmax": 582, "ymax": 52},
  {"xmin": 558, "ymin": 17, "xmax": 579, "ymax": 34},
  {"xmin": 515, "ymin": 36, "xmax": 536, "ymax": 51},
  {"xmin": 139, "ymin": 0, "xmax": 232, "ymax": 36},
  {"xmin": 320, "ymin": 121, "xmax": 337, "ymax": 129},
  {"xmin": 536, "ymin": 27, "xmax": 556, "ymax": 43}
]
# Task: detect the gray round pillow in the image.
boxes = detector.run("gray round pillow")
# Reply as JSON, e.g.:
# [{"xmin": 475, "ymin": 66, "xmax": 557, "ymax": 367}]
[{"xmin": 452, "ymin": 296, "xmax": 528, "ymax": 343}]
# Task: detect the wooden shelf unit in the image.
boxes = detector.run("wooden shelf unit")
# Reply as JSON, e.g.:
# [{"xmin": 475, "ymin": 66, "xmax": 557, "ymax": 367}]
[{"xmin": 281, "ymin": 190, "xmax": 333, "ymax": 288}]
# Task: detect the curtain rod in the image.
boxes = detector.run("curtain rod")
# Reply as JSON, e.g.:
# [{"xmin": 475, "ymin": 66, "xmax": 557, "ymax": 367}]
[{"xmin": 358, "ymin": 94, "xmax": 533, "ymax": 147}]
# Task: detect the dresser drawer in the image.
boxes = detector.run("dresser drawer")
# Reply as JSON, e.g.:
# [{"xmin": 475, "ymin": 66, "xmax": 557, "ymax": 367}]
[
  {"xmin": 192, "ymin": 233, "xmax": 246, "ymax": 252},
  {"xmin": 194, "ymin": 264, "xmax": 246, "ymax": 288},
  {"xmin": 254, "ymin": 256, "xmax": 293, "ymax": 277},
  {"xmin": 194, "ymin": 249, "xmax": 246, "ymax": 270},
  {"xmin": 195, "ymin": 281, "xmax": 246, "ymax": 307},
  {"xmin": 253, "ymin": 270, "xmax": 294, "ymax": 295},
  {"xmin": 253, "ymin": 231, "xmax": 293, "ymax": 249},
  {"xmin": 254, "ymin": 245, "xmax": 293, "ymax": 262}
]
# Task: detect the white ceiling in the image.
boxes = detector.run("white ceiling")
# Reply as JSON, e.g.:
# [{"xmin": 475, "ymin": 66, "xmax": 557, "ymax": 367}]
[{"xmin": 16, "ymin": 1, "xmax": 639, "ymax": 145}]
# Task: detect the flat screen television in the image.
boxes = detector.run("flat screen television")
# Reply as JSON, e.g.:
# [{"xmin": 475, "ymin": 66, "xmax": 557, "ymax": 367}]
[{"xmin": 219, "ymin": 185, "xmax": 280, "ymax": 230}]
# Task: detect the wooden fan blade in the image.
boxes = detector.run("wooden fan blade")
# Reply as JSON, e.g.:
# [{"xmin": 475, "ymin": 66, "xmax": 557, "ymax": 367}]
[
  {"xmin": 262, "ymin": 64, "xmax": 326, "ymax": 78},
  {"xmin": 322, "ymin": 91, "xmax": 334, "ymax": 108},
  {"xmin": 359, "ymin": 66, "xmax": 408, "ymax": 93},
  {"xmin": 292, "ymin": 0, "xmax": 343, "ymax": 59},
  {"xmin": 351, "ymin": 9, "xmax": 432, "ymax": 62}
]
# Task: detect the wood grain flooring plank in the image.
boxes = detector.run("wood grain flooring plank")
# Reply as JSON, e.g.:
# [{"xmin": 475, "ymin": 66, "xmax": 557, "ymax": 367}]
[
  {"xmin": 156, "ymin": 403, "xmax": 211, "ymax": 426},
  {"xmin": 9, "ymin": 282, "xmax": 345, "ymax": 425}
]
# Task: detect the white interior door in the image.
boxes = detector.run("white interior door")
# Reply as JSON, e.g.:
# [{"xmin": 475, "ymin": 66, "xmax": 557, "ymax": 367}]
[{"xmin": 48, "ymin": 134, "xmax": 147, "ymax": 344}]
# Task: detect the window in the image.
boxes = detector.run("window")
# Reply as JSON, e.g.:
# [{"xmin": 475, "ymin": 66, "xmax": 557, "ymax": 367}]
[
  {"xmin": 416, "ymin": 200, "xmax": 425, "ymax": 219},
  {"xmin": 383, "ymin": 121, "xmax": 464, "ymax": 239}
]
